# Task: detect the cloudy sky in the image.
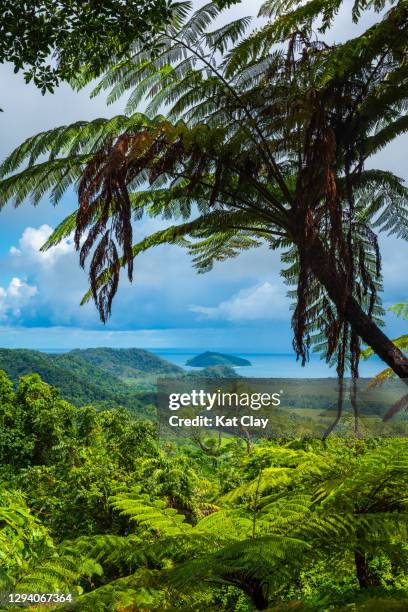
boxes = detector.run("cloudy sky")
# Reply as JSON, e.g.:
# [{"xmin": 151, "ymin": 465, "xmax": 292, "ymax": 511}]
[{"xmin": 0, "ymin": 0, "xmax": 406, "ymax": 354}]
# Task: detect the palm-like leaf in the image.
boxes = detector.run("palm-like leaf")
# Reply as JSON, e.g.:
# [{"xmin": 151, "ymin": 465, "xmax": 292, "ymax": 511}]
[{"xmin": 0, "ymin": 0, "xmax": 407, "ymax": 378}]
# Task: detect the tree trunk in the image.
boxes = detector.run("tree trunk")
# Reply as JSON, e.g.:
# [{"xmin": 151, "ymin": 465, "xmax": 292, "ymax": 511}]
[
  {"xmin": 354, "ymin": 549, "xmax": 380, "ymax": 589},
  {"xmin": 245, "ymin": 580, "xmax": 269, "ymax": 610},
  {"xmin": 354, "ymin": 549, "xmax": 370, "ymax": 588},
  {"xmin": 230, "ymin": 576, "xmax": 269, "ymax": 610},
  {"xmin": 310, "ymin": 237, "xmax": 408, "ymax": 379}
]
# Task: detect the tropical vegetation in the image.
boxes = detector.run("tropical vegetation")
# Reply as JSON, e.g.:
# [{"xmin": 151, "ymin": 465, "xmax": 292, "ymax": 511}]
[
  {"xmin": 0, "ymin": 370, "xmax": 407, "ymax": 610},
  {"xmin": 0, "ymin": 1, "xmax": 407, "ymax": 610},
  {"xmin": 0, "ymin": 0, "xmax": 172, "ymax": 94},
  {"xmin": 0, "ymin": 347, "xmax": 181, "ymax": 410},
  {"xmin": 0, "ymin": 1, "xmax": 240, "ymax": 95}
]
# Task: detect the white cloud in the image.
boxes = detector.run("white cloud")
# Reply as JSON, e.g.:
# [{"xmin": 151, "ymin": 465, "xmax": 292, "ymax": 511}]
[
  {"xmin": 6, "ymin": 223, "xmax": 98, "ymax": 327},
  {"xmin": 0, "ymin": 277, "xmax": 38, "ymax": 320},
  {"xmin": 7, "ymin": 277, "xmax": 37, "ymax": 299},
  {"xmin": 10, "ymin": 224, "xmax": 74, "ymax": 265},
  {"xmin": 190, "ymin": 281, "xmax": 290, "ymax": 321}
]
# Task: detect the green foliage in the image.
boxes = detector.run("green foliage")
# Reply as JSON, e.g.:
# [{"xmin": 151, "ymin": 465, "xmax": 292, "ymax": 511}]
[
  {"xmin": 0, "ymin": 371, "xmax": 158, "ymax": 539},
  {"xmin": 192, "ymin": 364, "xmax": 243, "ymax": 378},
  {"xmin": 0, "ymin": 487, "xmax": 101, "ymax": 598},
  {"xmin": 62, "ymin": 436, "xmax": 408, "ymax": 610},
  {"xmin": 110, "ymin": 486, "xmax": 194, "ymax": 535},
  {"xmin": 0, "ymin": 0, "xmax": 172, "ymax": 93},
  {"xmin": 0, "ymin": 369, "xmax": 407, "ymax": 609},
  {"xmin": 0, "ymin": 488, "xmax": 53, "ymax": 589},
  {"xmin": 0, "ymin": 0, "xmax": 408, "ymax": 606},
  {"xmin": 362, "ymin": 299, "xmax": 407, "ymax": 382},
  {"xmin": 0, "ymin": 347, "xmax": 181, "ymax": 411},
  {"xmin": 68, "ymin": 346, "xmax": 183, "ymax": 378},
  {"xmin": 390, "ymin": 300, "xmax": 408, "ymax": 320}
]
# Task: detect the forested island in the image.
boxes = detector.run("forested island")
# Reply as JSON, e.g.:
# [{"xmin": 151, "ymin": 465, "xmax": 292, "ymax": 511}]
[{"xmin": 186, "ymin": 351, "xmax": 252, "ymax": 367}]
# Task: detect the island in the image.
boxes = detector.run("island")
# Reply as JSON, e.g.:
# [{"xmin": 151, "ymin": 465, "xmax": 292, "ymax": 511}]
[{"xmin": 186, "ymin": 351, "xmax": 251, "ymax": 367}]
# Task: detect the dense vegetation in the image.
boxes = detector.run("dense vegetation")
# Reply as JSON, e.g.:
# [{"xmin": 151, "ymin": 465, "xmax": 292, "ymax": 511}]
[
  {"xmin": 0, "ymin": 348, "xmax": 137, "ymax": 409},
  {"xmin": 0, "ymin": 348, "xmax": 181, "ymax": 410},
  {"xmin": 0, "ymin": 0, "xmax": 239, "ymax": 93},
  {"xmin": 186, "ymin": 352, "xmax": 251, "ymax": 367},
  {"xmin": 0, "ymin": 0, "xmax": 172, "ymax": 93},
  {"xmin": 0, "ymin": 370, "xmax": 407, "ymax": 611},
  {"xmin": 69, "ymin": 347, "xmax": 183, "ymax": 378},
  {"xmin": 0, "ymin": 0, "xmax": 407, "ymax": 609},
  {"xmin": 194, "ymin": 364, "xmax": 242, "ymax": 378}
]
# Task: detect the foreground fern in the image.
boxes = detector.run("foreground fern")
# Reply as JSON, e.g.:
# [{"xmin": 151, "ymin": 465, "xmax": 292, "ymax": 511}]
[
  {"xmin": 0, "ymin": 488, "xmax": 101, "ymax": 607},
  {"xmin": 0, "ymin": 371, "xmax": 406, "ymax": 609},
  {"xmin": 33, "ymin": 439, "xmax": 404, "ymax": 611}
]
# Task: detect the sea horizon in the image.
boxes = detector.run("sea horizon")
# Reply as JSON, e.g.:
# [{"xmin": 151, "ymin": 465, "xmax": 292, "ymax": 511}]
[{"xmin": 31, "ymin": 346, "xmax": 385, "ymax": 379}]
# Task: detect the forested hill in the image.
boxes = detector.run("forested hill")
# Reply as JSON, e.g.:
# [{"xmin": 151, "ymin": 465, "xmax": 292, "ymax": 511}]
[
  {"xmin": 68, "ymin": 347, "xmax": 182, "ymax": 378},
  {"xmin": 0, "ymin": 348, "xmax": 182, "ymax": 409}
]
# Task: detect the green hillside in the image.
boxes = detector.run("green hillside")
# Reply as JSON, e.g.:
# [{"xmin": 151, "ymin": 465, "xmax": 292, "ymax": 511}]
[
  {"xmin": 0, "ymin": 349, "xmax": 243, "ymax": 411},
  {"xmin": 188, "ymin": 365, "xmax": 241, "ymax": 378},
  {"xmin": 68, "ymin": 347, "xmax": 183, "ymax": 378},
  {"xmin": 0, "ymin": 348, "xmax": 182, "ymax": 410},
  {"xmin": 0, "ymin": 349, "xmax": 139, "ymax": 409}
]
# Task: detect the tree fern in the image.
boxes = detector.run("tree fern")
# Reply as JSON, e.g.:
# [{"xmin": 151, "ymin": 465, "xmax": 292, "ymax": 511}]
[
  {"xmin": 0, "ymin": 488, "xmax": 101, "ymax": 600},
  {"xmin": 0, "ymin": 1, "xmax": 407, "ymax": 379}
]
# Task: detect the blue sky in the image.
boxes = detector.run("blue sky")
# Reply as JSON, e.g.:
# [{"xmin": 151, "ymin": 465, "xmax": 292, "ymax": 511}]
[{"xmin": 0, "ymin": 0, "xmax": 407, "ymax": 355}]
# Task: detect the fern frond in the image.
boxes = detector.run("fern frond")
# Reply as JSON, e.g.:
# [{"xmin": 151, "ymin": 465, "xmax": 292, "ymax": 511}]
[{"xmin": 109, "ymin": 487, "xmax": 193, "ymax": 535}]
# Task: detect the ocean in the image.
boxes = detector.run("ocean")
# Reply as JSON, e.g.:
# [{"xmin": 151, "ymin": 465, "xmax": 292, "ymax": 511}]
[
  {"xmin": 149, "ymin": 349, "xmax": 385, "ymax": 379},
  {"xmin": 37, "ymin": 347, "xmax": 386, "ymax": 378}
]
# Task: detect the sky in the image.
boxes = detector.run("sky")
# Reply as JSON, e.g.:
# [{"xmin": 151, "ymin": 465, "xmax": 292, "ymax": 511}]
[{"xmin": 0, "ymin": 0, "xmax": 406, "ymax": 356}]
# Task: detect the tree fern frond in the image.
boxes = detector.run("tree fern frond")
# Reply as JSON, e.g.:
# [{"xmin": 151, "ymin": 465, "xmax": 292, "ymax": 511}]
[
  {"xmin": 109, "ymin": 487, "xmax": 193, "ymax": 535},
  {"xmin": 204, "ymin": 17, "xmax": 252, "ymax": 54},
  {"xmin": 390, "ymin": 300, "xmax": 408, "ymax": 320}
]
